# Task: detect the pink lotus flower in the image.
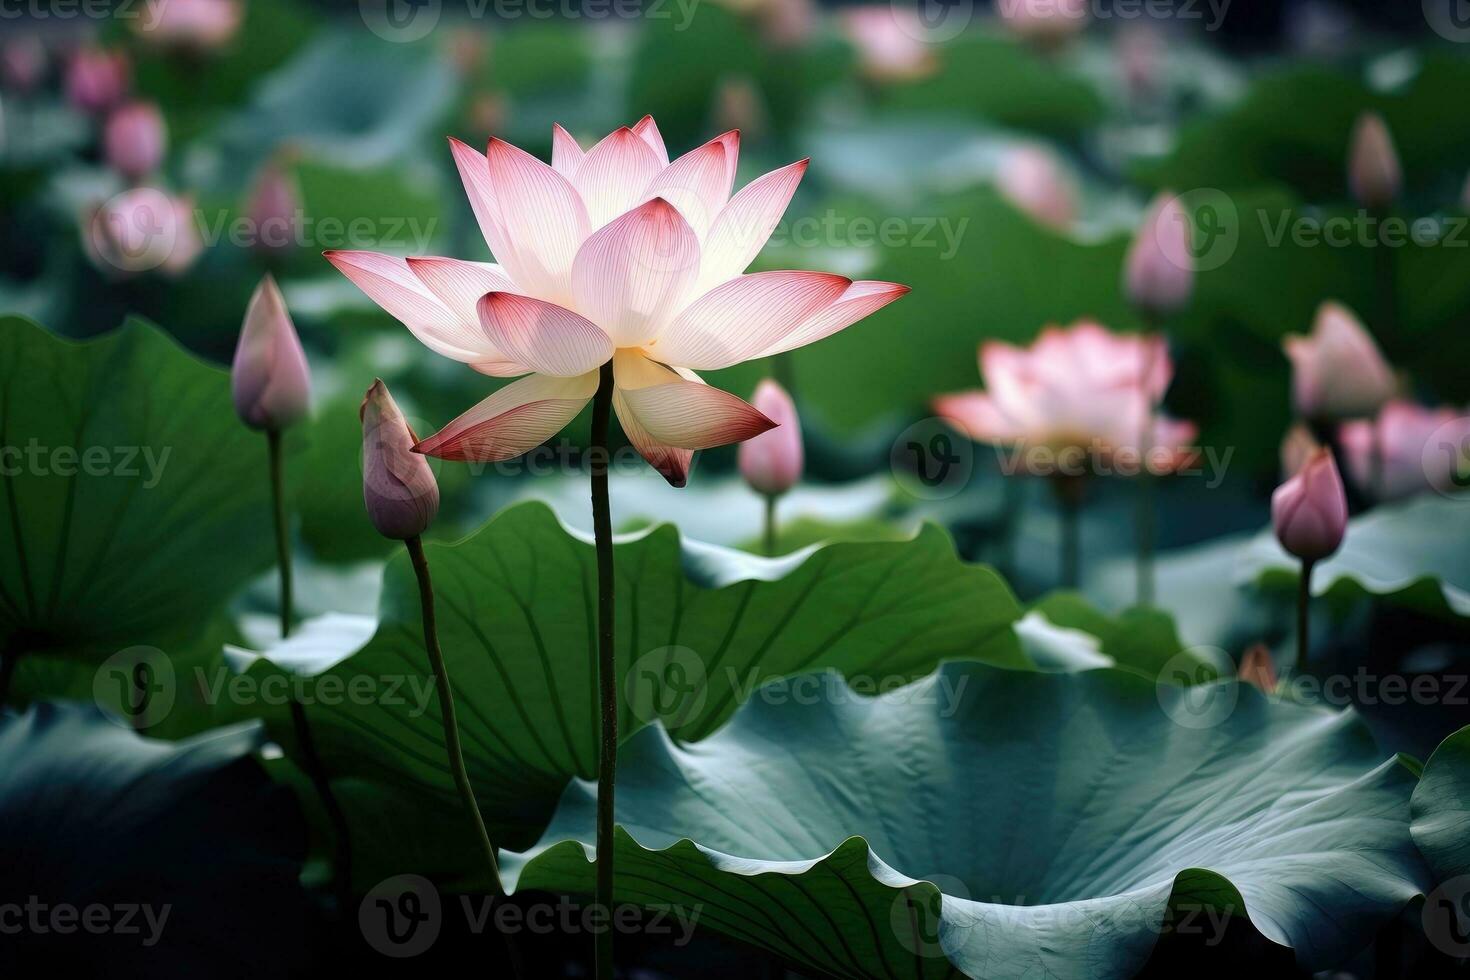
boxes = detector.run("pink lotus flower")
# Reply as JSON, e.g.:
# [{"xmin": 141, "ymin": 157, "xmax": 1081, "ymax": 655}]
[
  {"xmin": 1283, "ymin": 301, "xmax": 1396, "ymax": 421},
  {"xmin": 327, "ymin": 118, "xmax": 908, "ymax": 487},
  {"xmin": 934, "ymin": 321, "xmax": 1198, "ymax": 475},
  {"xmin": 1347, "ymin": 111, "xmax": 1400, "ymax": 209},
  {"xmin": 361, "ymin": 380, "xmax": 439, "ymax": 539},
  {"xmin": 232, "ymin": 275, "xmax": 312, "ymax": 432},
  {"xmin": 1339, "ymin": 400, "xmax": 1470, "ymax": 502},
  {"xmin": 103, "ymin": 101, "xmax": 167, "ymax": 181},
  {"xmin": 995, "ymin": 145, "xmax": 1077, "ymax": 231},
  {"xmin": 839, "ymin": 8, "xmax": 938, "ymax": 82},
  {"xmin": 1272, "ymin": 447, "xmax": 1347, "ymax": 562},
  {"xmin": 1124, "ymin": 192, "xmax": 1193, "ymax": 318},
  {"xmin": 739, "ymin": 379, "xmax": 803, "ymax": 496},
  {"xmin": 134, "ymin": 0, "xmax": 243, "ymax": 52},
  {"xmin": 64, "ymin": 46, "xmax": 129, "ymax": 114},
  {"xmin": 245, "ymin": 160, "xmax": 303, "ymax": 253},
  {"xmin": 84, "ymin": 186, "xmax": 201, "ymax": 277}
]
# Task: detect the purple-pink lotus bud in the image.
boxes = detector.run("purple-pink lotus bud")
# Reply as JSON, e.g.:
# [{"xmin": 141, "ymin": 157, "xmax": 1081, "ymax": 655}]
[
  {"xmin": 103, "ymin": 102, "xmax": 167, "ymax": 181},
  {"xmin": 361, "ymin": 380, "xmax": 439, "ymax": 540},
  {"xmin": 995, "ymin": 145, "xmax": 1077, "ymax": 231},
  {"xmin": 1, "ymin": 38, "xmax": 46, "ymax": 94},
  {"xmin": 84, "ymin": 186, "xmax": 201, "ymax": 278},
  {"xmin": 739, "ymin": 380, "xmax": 803, "ymax": 496},
  {"xmin": 1124, "ymin": 192, "xmax": 1193, "ymax": 318},
  {"xmin": 1283, "ymin": 301, "xmax": 1396, "ymax": 421},
  {"xmin": 232, "ymin": 275, "xmax": 312, "ymax": 432},
  {"xmin": 64, "ymin": 46, "xmax": 129, "ymax": 114},
  {"xmin": 245, "ymin": 161, "xmax": 302, "ymax": 253},
  {"xmin": 1347, "ymin": 112, "xmax": 1400, "ymax": 209},
  {"xmin": 1338, "ymin": 400, "xmax": 1470, "ymax": 502},
  {"xmin": 1271, "ymin": 448, "xmax": 1347, "ymax": 563}
]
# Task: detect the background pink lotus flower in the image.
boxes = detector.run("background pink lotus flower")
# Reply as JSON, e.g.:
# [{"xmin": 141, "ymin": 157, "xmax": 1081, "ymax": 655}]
[
  {"xmin": 1339, "ymin": 400, "xmax": 1470, "ymax": 501},
  {"xmin": 1124, "ymin": 192, "xmax": 1193, "ymax": 318},
  {"xmin": 104, "ymin": 101, "xmax": 167, "ymax": 181},
  {"xmin": 934, "ymin": 322, "xmax": 1197, "ymax": 474},
  {"xmin": 739, "ymin": 379, "xmax": 803, "ymax": 496},
  {"xmin": 64, "ymin": 46, "xmax": 129, "ymax": 114},
  {"xmin": 232, "ymin": 275, "xmax": 312, "ymax": 432},
  {"xmin": 84, "ymin": 186, "xmax": 201, "ymax": 277},
  {"xmin": 1272, "ymin": 447, "xmax": 1347, "ymax": 562},
  {"xmin": 134, "ymin": 0, "xmax": 243, "ymax": 52},
  {"xmin": 839, "ymin": 8, "xmax": 938, "ymax": 82},
  {"xmin": 997, "ymin": 0, "xmax": 1088, "ymax": 46},
  {"xmin": 1283, "ymin": 301, "xmax": 1396, "ymax": 421},
  {"xmin": 1348, "ymin": 111, "xmax": 1400, "ymax": 209},
  {"xmin": 245, "ymin": 159, "xmax": 303, "ymax": 254},
  {"xmin": 328, "ymin": 118, "xmax": 907, "ymax": 487},
  {"xmin": 995, "ymin": 145, "xmax": 1077, "ymax": 231}
]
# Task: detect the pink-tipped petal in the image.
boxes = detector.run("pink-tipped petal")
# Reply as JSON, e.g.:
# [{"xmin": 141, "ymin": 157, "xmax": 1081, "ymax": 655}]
[
  {"xmin": 571, "ymin": 198, "xmax": 701, "ymax": 348},
  {"xmin": 631, "ymin": 115, "xmax": 670, "ymax": 168},
  {"xmin": 414, "ymin": 371, "xmax": 598, "ymax": 461},
  {"xmin": 448, "ymin": 137, "xmax": 515, "ymax": 277},
  {"xmin": 697, "ymin": 158, "xmax": 808, "ymax": 291},
  {"xmin": 551, "ymin": 123, "xmax": 584, "ymax": 177},
  {"xmin": 758, "ymin": 279, "xmax": 909, "ymax": 358},
  {"xmin": 613, "ymin": 387, "xmax": 693, "ymax": 487},
  {"xmin": 933, "ymin": 391, "xmax": 1021, "ymax": 445},
  {"xmin": 618, "ymin": 380, "xmax": 775, "ymax": 450},
  {"xmin": 406, "ymin": 256, "xmax": 516, "ymax": 321},
  {"xmin": 486, "ymin": 136, "xmax": 591, "ymax": 301},
  {"xmin": 572, "ymin": 127, "xmax": 665, "ymax": 229},
  {"xmin": 652, "ymin": 271, "xmax": 850, "ymax": 371},
  {"xmin": 476, "ymin": 293, "xmax": 613, "ymax": 377},
  {"xmin": 641, "ymin": 130, "xmax": 739, "ymax": 238}
]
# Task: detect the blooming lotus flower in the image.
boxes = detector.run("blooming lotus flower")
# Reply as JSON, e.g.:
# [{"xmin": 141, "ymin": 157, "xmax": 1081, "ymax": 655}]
[
  {"xmin": 327, "ymin": 118, "xmax": 908, "ymax": 486},
  {"xmin": 103, "ymin": 101, "xmax": 167, "ymax": 181},
  {"xmin": 997, "ymin": 0, "xmax": 1088, "ymax": 46},
  {"xmin": 232, "ymin": 275, "xmax": 312, "ymax": 432},
  {"xmin": 1124, "ymin": 192, "xmax": 1193, "ymax": 318},
  {"xmin": 84, "ymin": 186, "xmax": 201, "ymax": 277},
  {"xmin": 839, "ymin": 8, "xmax": 938, "ymax": 82},
  {"xmin": 1347, "ymin": 112, "xmax": 1400, "ymax": 209},
  {"xmin": 1283, "ymin": 301, "xmax": 1396, "ymax": 421},
  {"xmin": 64, "ymin": 46, "xmax": 129, "ymax": 114},
  {"xmin": 134, "ymin": 0, "xmax": 242, "ymax": 52},
  {"xmin": 739, "ymin": 380, "xmax": 803, "ymax": 496},
  {"xmin": 1339, "ymin": 400, "xmax": 1470, "ymax": 502},
  {"xmin": 1272, "ymin": 447, "xmax": 1347, "ymax": 562},
  {"xmin": 995, "ymin": 145, "xmax": 1077, "ymax": 231},
  {"xmin": 361, "ymin": 380, "xmax": 439, "ymax": 539},
  {"xmin": 934, "ymin": 321, "xmax": 1198, "ymax": 475}
]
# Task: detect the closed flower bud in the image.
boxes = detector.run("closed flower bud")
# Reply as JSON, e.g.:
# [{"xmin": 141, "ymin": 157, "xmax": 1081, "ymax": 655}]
[
  {"xmin": 245, "ymin": 161, "xmax": 302, "ymax": 253},
  {"xmin": 1347, "ymin": 112, "xmax": 1400, "ymax": 209},
  {"xmin": 361, "ymin": 380, "xmax": 439, "ymax": 539},
  {"xmin": 103, "ymin": 101, "xmax": 167, "ymax": 181},
  {"xmin": 232, "ymin": 275, "xmax": 311, "ymax": 432},
  {"xmin": 1283, "ymin": 301, "xmax": 1396, "ymax": 421},
  {"xmin": 134, "ymin": 0, "xmax": 242, "ymax": 52},
  {"xmin": 739, "ymin": 380, "xmax": 803, "ymax": 496},
  {"xmin": 1237, "ymin": 643, "xmax": 1278, "ymax": 694},
  {"xmin": 995, "ymin": 145, "xmax": 1077, "ymax": 231},
  {"xmin": 1124, "ymin": 192, "xmax": 1193, "ymax": 318},
  {"xmin": 64, "ymin": 46, "xmax": 129, "ymax": 114},
  {"xmin": 1271, "ymin": 448, "xmax": 1347, "ymax": 563}
]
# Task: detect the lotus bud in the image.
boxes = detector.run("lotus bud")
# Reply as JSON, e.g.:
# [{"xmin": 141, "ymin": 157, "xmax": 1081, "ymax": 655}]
[
  {"xmin": 361, "ymin": 380, "xmax": 439, "ymax": 540},
  {"xmin": 1, "ymin": 38, "xmax": 46, "ymax": 94},
  {"xmin": 1278, "ymin": 423, "xmax": 1320, "ymax": 480},
  {"xmin": 1347, "ymin": 112, "xmax": 1400, "ymax": 209},
  {"xmin": 1282, "ymin": 301, "xmax": 1396, "ymax": 422},
  {"xmin": 84, "ymin": 186, "xmax": 200, "ymax": 278},
  {"xmin": 1339, "ymin": 400, "xmax": 1470, "ymax": 502},
  {"xmin": 232, "ymin": 275, "xmax": 312, "ymax": 432},
  {"xmin": 1271, "ymin": 448, "xmax": 1347, "ymax": 563},
  {"xmin": 64, "ymin": 46, "xmax": 129, "ymax": 114},
  {"xmin": 245, "ymin": 160, "xmax": 302, "ymax": 253},
  {"xmin": 739, "ymin": 380, "xmax": 803, "ymax": 496},
  {"xmin": 1124, "ymin": 192, "xmax": 1193, "ymax": 318},
  {"xmin": 134, "ymin": 0, "xmax": 243, "ymax": 52},
  {"xmin": 840, "ymin": 8, "xmax": 938, "ymax": 82},
  {"xmin": 103, "ymin": 101, "xmax": 167, "ymax": 181},
  {"xmin": 713, "ymin": 75, "xmax": 768, "ymax": 142},
  {"xmin": 1237, "ymin": 644, "xmax": 1278, "ymax": 694},
  {"xmin": 995, "ymin": 145, "xmax": 1077, "ymax": 231}
]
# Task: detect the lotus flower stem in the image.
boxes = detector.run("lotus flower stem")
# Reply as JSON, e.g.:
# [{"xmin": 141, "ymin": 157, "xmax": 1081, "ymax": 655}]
[
  {"xmin": 1136, "ymin": 320, "xmax": 1161, "ymax": 607},
  {"xmin": 1296, "ymin": 559, "xmax": 1314, "ymax": 673},
  {"xmin": 589, "ymin": 360, "xmax": 618, "ymax": 980},
  {"xmin": 769, "ymin": 352, "xmax": 796, "ymax": 396},
  {"xmin": 763, "ymin": 494, "xmax": 779, "ymax": 556},
  {"xmin": 405, "ymin": 535, "xmax": 505, "ymax": 893},
  {"xmin": 266, "ymin": 430, "xmax": 294, "ymax": 639}
]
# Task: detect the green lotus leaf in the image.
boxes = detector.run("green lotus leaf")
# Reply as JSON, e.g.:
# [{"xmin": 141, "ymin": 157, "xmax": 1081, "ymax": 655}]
[
  {"xmin": 507, "ymin": 664, "xmax": 1430, "ymax": 979},
  {"xmin": 1411, "ymin": 724, "xmax": 1470, "ymax": 883},
  {"xmin": 228, "ymin": 502, "xmax": 1026, "ymax": 876},
  {"xmin": 0, "ymin": 317, "xmax": 273, "ymax": 681}
]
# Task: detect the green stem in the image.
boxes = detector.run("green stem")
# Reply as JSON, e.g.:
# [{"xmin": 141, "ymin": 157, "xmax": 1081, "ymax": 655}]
[
  {"xmin": 769, "ymin": 352, "xmax": 796, "ymax": 396},
  {"xmin": 763, "ymin": 493, "xmax": 779, "ymax": 557},
  {"xmin": 590, "ymin": 361, "xmax": 617, "ymax": 980},
  {"xmin": 406, "ymin": 536, "xmax": 505, "ymax": 894},
  {"xmin": 1374, "ymin": 206, "xmax": 1397, "ymax": 359},
  {"xmin": 1296, "ymin": 559, "xmax": 1314, "ymax": 674},
  {"xmin": 267, "ymin": 429, "xmax": 293, "ymax": 639},
  {"xmin": 1136, "ymin": 317, "xmax": 1161, "ymax": 607}
]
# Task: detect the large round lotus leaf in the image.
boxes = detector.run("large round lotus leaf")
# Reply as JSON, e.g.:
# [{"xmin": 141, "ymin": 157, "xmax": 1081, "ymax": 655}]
[{"xmin": 506, "ymin": 664, "xmax": 1430, "ymax": 979}]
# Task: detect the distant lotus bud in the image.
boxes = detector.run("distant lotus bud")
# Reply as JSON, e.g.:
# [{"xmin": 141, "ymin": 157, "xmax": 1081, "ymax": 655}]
[
  {"xmin": 840, "ymin": 8, "xmax": 938, "ymax": 82},
  {"xmin": 713, "ymin": 75, "xmax": 768, "ymax": 142},
  {"xmin": 1124, "ymin": 192, "xmax": 1193, "ymax": 318},
  {"xmin": 64, "ymin": 47, "xmax": 129, "ymax": 114},
  {"xmin": 232, "ymin": 275, "xmax": 312, "ymax": 432},
  {"xmin": 1339, "ymin": 400, "xmax": 1470, "ymax": 502},
  {"xmin": 1116, "ymin": 23, "xmax": 1160, "ymax": 103},
  {"xmin": 997, "ymin": 0, "xmax": 1088, "ymax": 48},
  {"xmin": 756, "ymin": 0, "xmax": 817, "ymax": 49},
  {"xmin": 1278, "ymin": 423, "xmax": 1320, "ymax": 480},
  {"xmin": 995, "ymin": 145, "xmax": 1077, "ymax": 231},
  {"xmin": 446, "ymin": 27, "xmax": 489, "ymax": 76},
  {"xmin": 103, "ymin": 102, "xmax": 167, "ymax": 181},
  {"xmin": 1347, "ymin": 112, "xmax": 1400, "ymax": 209},
  {"xmin": 1283, "ymin": 301, "xmax": 1396, "ymax": 421},
  {"xmin": 1, "ymin": 38, "xmax": 46, "ymax": 94},
  {"xmin": 1237, "ymin": 644, "xmax": 1278, "ymax": 694},
  {"xmin": 739, "ymin": 380, "xmax": 803, "ymax": 496},
  {"xmin": 1271, "ymin": 448, "xmax": 1347, "ymax": 563},
  {"xmin": 84, "ymin": 186, "xmax": 200, "ymax": 277},
  {"xmin": 134, "ymin": 0, "xmax": 242, "ymax": 52},
  {"xmin": 245, "ymin": 161, "xmax": 302, "ymax": 253},
  {"xmin": 361, "ymin": 380, "xmax": 439, "ymax": 540}
]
